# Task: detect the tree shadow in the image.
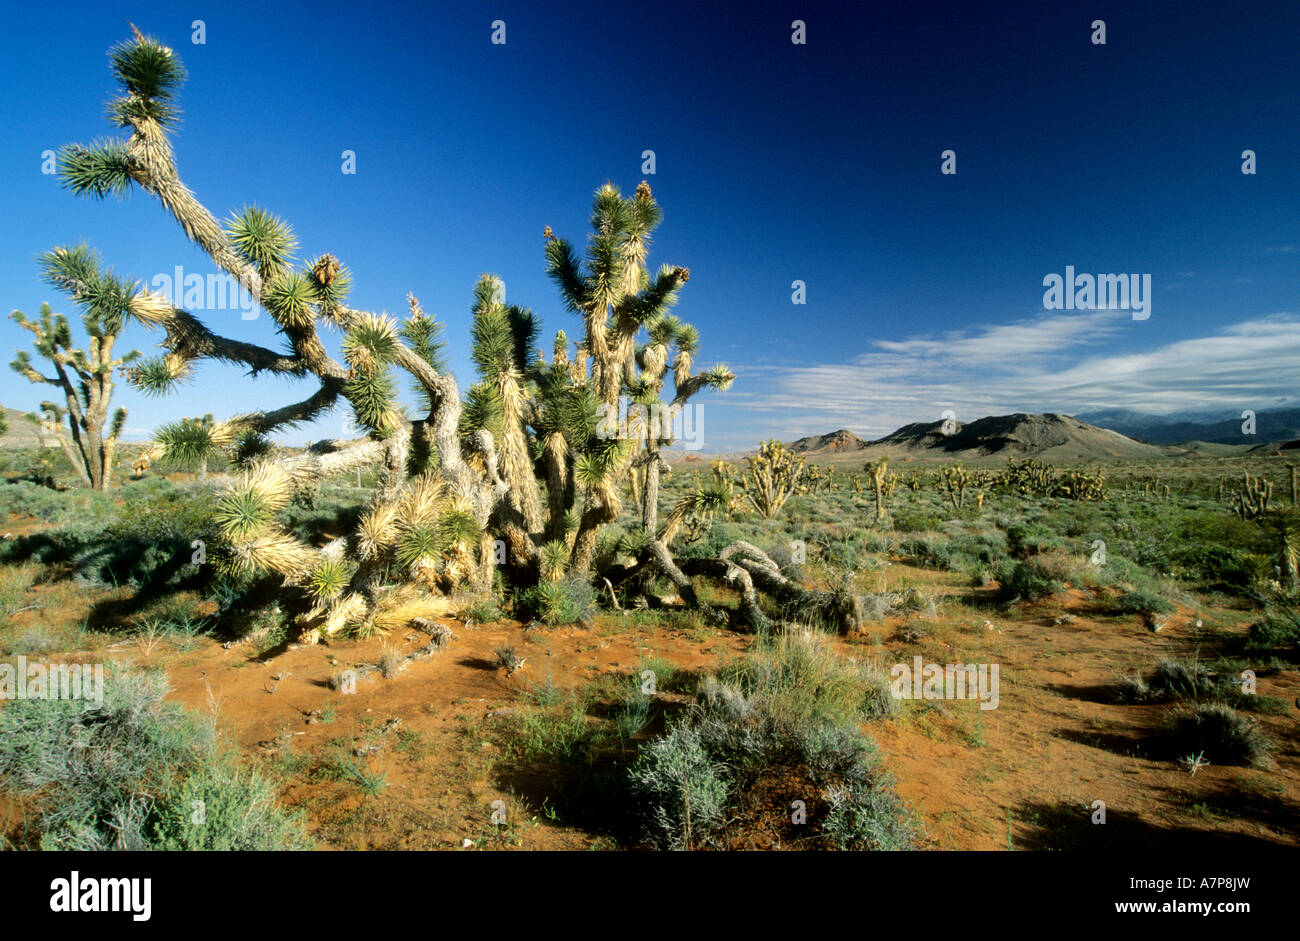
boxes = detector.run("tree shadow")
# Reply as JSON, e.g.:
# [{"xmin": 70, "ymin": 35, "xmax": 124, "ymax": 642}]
[{"xmin": 1014, "ymin": 796, "xmax": 1295, "ymax": 851}]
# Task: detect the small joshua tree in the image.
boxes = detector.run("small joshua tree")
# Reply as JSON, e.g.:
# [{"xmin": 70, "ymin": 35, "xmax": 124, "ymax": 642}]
[
  {"xmin": 738, "ymin": 440, "xmax": 806, "ymax": 520},
  {"xmin": 940, "ymin": 462, "xmax": 969, "ymax": 511},
  {"xmin": 1228, "ymin": 472, "xmax": 1272, "ymax": 520},
  {"xmin": 9, "ymin": 299, "xmax": 137, "ymax": 490},
  {"xmin": 864, "ymin": 457, "xmax": 890, "ymax": 522}
]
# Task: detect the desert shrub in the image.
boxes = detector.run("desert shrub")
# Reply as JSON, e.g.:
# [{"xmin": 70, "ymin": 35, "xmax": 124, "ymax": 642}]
[
  {"xmin": 812, "ymin": 532, "xmax": 867, "ymax": 569},
  {"xmin": 948, "ymin": 529, "xmax": 1007, "ymax": 564},
  {"xmin": 1115, "ymin": 658, "xmax": 1225, "ymax": 703},
  {"xmin": 1175, "ymin": 544, "xmax": 1273, "ymax": 590},
  {"xmin": 516, "ymin": 575, "xmax": 596, "ymax": 626},
  {"xmin": 896, "ymin": 533, "xmax": 943, "ymax": 567},
  {"xmin": 1113, "ymin": 588, "xmax": 1175, "ymax": 617},
  {"xmin": 821, "ymin": 779, "xmax": 915, "ymax": 851},
  {"xmin": 1245, "ymin": 610, "xmax": 1300, "ymax": 652},
  {"xmin": 893, "ymin": 510, "xmax": 944, "ymax": 533},
  {"xmin": 629, "ymin": 662, "xmax": 913, "ymax": 851},
  {"xmin": 151, "ymin": 760, "xmax": 308, "ymax": 850},
  {"xmin": 627, "ymin": 724, "xmax": 730, "ymax": 850},
  {"xmin": 0, "ymin": 479, "xmax": 115, "ymax": 523},
  {"xmin": 715, "ymin": 630, "xmax": 897, "ymax": 727},
  {"xmin": 1004, "ymin": 521, "xmax": 1058, "ymax": 559},
  {"xmin": 507, "ymin": 689, "xmax": 604, "ymax": 764},
  {"xmin": 0, "ymin": 665, "xmax": 308, "ymax": 849},
  {"xmin": 995, "ymin": 558, "xmax": 1064, "ymax": 601},
  {"xmin": 460, "ymin": 597, "xmax": 505, "ymax": 623},
  {"xmin": 1168, "ymin": 704, "xmax": 1272, "ymax": 768},
  {"xmin": 0, "ymin": 481, "xmax": 218, "ymax": 594},
  {"xmin": 674, "ymin": 519, "xmax": 748, "ymax": 561}
]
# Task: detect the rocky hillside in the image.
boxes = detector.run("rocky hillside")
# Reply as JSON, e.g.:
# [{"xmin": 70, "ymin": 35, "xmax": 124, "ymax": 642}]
[{"xmin": 785, "ymin": 412, "xmax": 1236, "ymax": 462}]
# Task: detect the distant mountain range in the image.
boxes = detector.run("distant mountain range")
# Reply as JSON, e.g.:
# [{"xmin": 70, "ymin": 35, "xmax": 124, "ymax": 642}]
[
  {"xmin": 1073, "ymin": 407, "xmax": 1300, "ymax": 446},
  {"xmin": 786, "ymin": 412, "xmax": 1277, "ymax": 462}
]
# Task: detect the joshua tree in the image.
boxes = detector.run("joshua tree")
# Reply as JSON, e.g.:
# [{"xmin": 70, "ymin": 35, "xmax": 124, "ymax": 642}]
[
  {"xmin": 9, "ymin": 299, "xmax": 136, "ymax": 490},
  {"xmin": 39, "ymin": 26, "xmax": 851, "ymax": 641},
  {"xmin": 1228, "ymin": 472, "xmax": 1272, "ymax": 520},
  {"xmin": 940, "ymin": 462, "xmax": 969, "ymax": 511},
  {"xmin": 735, "ymin": 440, "xmax": 806, "ymax": 520},
  {"xmin": 864, "ymin": 457, "xmax": 890, "ymax": 521}
]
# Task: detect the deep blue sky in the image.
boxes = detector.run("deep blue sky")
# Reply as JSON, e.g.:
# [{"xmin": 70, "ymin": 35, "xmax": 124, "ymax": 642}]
[{"xmin": 3, "ymin": 0, "xmax": 1299, "ymax": 451}]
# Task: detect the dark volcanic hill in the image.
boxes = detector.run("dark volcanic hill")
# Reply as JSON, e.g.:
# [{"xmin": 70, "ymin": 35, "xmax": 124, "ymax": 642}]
[
  {"xmin": 789, "ymin": 429, "xmax": 869, "ymax": 454},
  {"xmin": 860, "ymin": 412, "xmax": 1168, "ymax": 460}
]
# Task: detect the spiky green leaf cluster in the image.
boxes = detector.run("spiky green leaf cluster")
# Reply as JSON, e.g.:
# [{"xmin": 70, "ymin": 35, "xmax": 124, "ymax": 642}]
[
  {"xmin": 306, "ymin": 255, "xmax": 351, "ymax": 314},
  {"xmin": 674, "ymin": 323, "xmax": 699, "ymax": 355},
  {"xmin": 341, "ymin": 315, "xmax": 401, "ymax": 438},
  {"xmin": 58, "ymin": 141, "xmax": 135, "ymax": 199},
  {"xmin": 574, "ymin": 436, "xmax": 630, "ymax": 487},
  {"xmin": 262, "ymin": 271, "xmax": 315, "ymax": 330},
  {"xmin": 308, "ymin": 558, "xmax": 350, "ymax": 600},
  {"xmin": 459, "ymin": 381, "xmax": 504, "ymax": 447},
  {"xmin": 37, "ymin": 245, "xmax": 134, "ymax": 335},
  {"xmin": 233, "ymin": 430, "xmax": 273, "ymax": 466},
  {"xmin": 473, "ymin": 278, "xmax": 522, "ymax": 379},
  {"xmin": 226, "ymin": 207, "xmax": 297, "ymax": 282},
  {"xmin": 395, "ymin": 525, "xmax": 441, "ymax": 569},
  {"xmin": 437, "ymin": 511, "xmax": 481, "ymax": 550},
  {"xmin": 400, "ymin": 308, "xmax": 448, "ymax": 412},
  {"xmin": 213, "ymin": 488, "xmax": 276, "ymax": 542},
  {"xmin": 153, "ymin": 414, "xmax": 218, "ymax": 467},
  {"xmin": 108, "ymin": 31, "xmax": 186, "ymax": 128},
  {"xmin": 539, "ymin": 539, "xmax": 569, "ymax": 582},
  {"xmin": 127, "ymin": 354, "xmax": 189, "ymax": 397},
  {"xmin": 699, "ymin": 364, "xmax": 736, "ymax": 391},
  {"xmin": 345, "ymin": 366, "xmax": 398, "ymax": 438}
]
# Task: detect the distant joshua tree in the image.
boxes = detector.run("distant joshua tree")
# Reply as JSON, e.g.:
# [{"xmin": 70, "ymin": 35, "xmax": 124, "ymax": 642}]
[{"xmin": 9, "ymin": 300, "xmax": 137, "ymax": 490}]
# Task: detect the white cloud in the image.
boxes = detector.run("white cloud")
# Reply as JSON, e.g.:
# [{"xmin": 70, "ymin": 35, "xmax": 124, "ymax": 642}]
[{"xmin": 705, "ymin": 311, "xmax": 1300, "ymax": 446}]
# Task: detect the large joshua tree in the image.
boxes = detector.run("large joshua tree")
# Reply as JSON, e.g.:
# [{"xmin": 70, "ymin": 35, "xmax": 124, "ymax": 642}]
[{"xmin": 48, "ymin": 26, "xmax": 858, "ymax": 642}]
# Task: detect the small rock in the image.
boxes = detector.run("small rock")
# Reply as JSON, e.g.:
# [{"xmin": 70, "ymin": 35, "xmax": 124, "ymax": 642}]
[{"xmin": 461, "ymin": 838, "xmax": 474, "ymax": 849}]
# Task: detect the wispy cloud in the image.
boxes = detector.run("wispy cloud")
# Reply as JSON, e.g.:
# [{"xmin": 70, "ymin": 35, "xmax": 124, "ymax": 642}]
[{"xmin": 702, "ymin": 311, "xmax": 1300, "ymax": 447}]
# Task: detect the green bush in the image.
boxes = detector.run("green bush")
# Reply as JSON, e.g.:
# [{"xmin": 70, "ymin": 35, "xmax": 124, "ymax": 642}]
[
  {"xmin": 893, "ymin": 511, "xmax": 944, "ymax": 533},
  {"xmin": 996, "ymin": 558, "xmax": 1063, "ymax": 601},
  {"xmin": 516, "ymin": 575, "xmax": 597, "ymax": 626},
  {"xmin": 1114, "ymin": 588, "xmax": 1174, "ymax": 617},
  {"xmin": 1004, "ymin": 521, "xmax": 1057, "ymax": 559},
  {"xmin": 1169, "ymin": 704, "xmax": 1272, "ymax": 768},
  {"xmin": 627, "ymin": 724, "xmax": 730, "ymax": 850},
  {"xmin": 0, "ymin": 665, "xmax": 308, "ymax": 850},
  {"xmin": 1245, "ymin": 610, "xmax": 1300, "ymax": 652}
]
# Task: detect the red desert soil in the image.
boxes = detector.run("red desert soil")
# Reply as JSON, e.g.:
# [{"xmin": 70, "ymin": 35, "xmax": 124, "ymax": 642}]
[
  {"xmin": 161, "ymin": 616, "xmax": 750, "ymax": 849},
  {"xmin": 853, "ymin": 585, "xmax": 1299, "ymax": 850},
  {"xmin": 2, "ymin": 521, "xmax": 1296, "ymax": 850}
]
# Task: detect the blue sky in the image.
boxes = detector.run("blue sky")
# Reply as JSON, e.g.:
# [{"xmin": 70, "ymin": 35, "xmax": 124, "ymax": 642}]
[{"xmin": 2, "ymin": 0, "xmax": 1298, "ymax": 453}]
